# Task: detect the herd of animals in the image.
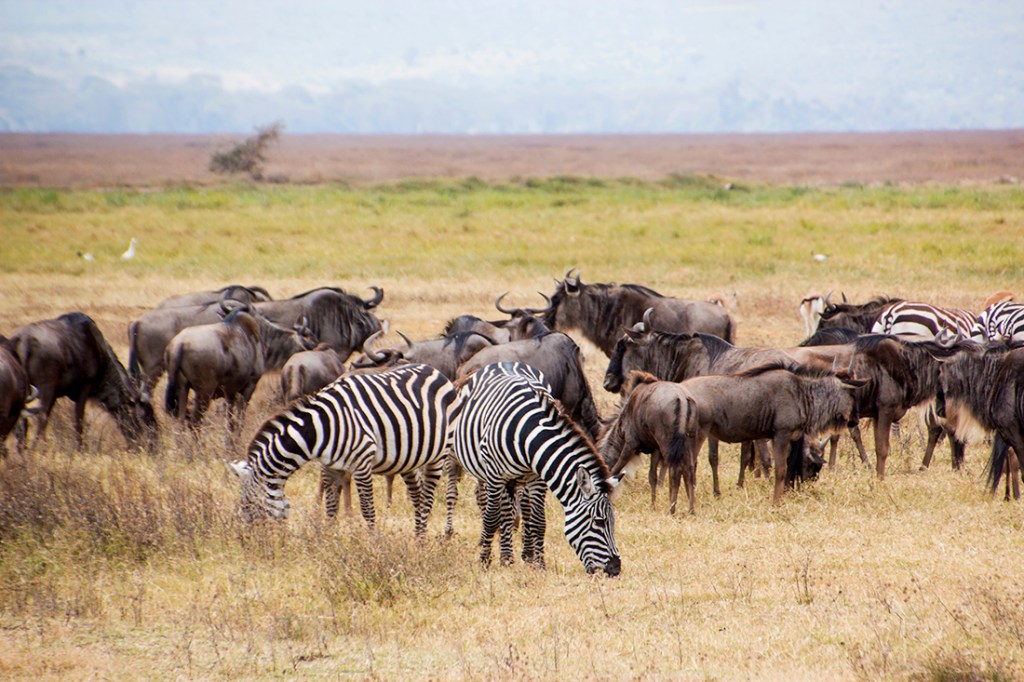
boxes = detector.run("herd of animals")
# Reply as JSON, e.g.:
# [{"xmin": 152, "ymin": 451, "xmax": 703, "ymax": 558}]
[{"xmin": 1, "ymin": 270, "xmax": 1023, "ymax": 576}]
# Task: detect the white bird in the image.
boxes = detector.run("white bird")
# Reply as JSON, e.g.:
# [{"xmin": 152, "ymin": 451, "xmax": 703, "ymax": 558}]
[
  {"xmin": 812, "ymin": 253, "xmax": 828, "ymax": 262},
  {"xmin": 121, "ymin": 238, "xmax": 137, "ymax": 260},
  {"xmin": 77, "ymin": 251, "xmax": 94, "ymax": 262}
]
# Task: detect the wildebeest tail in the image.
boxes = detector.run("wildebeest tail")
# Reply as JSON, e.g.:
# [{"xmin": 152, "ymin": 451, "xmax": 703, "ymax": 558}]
[
  {"xmin": 986, "ymin": 432, "xmax": 1011, "ymax": 494},
  {"xmin": 127, "ymin": 321, "xmax": 141, "ymax": 382},
  {"xmin": 667, "ymin": 397, "xmax": 687, "ymax": 467},
  {"xmin": 785, "ymin": 436, "xmax": 806, "ymax": 486},
  {"xmin": 164, "ymin": 344, "xmax": 185, "ymax": 417}
]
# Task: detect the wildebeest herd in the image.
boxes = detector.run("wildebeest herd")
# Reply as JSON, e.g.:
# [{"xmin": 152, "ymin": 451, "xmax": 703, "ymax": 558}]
[{"xmin": 2, "ymin": 274, "xmax": 1023, "ymax": 575}]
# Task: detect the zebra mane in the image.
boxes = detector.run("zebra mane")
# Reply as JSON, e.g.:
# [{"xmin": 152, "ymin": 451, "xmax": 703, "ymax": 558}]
[{"xmin": 541, "ymin": 393, "xmax": 612, "ymax": 488}]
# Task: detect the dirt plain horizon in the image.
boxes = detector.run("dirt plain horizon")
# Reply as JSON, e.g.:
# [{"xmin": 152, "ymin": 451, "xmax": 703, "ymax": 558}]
[{"xmin": 2, "ymin": 129, "xmax": 1023, "ymax": 188}]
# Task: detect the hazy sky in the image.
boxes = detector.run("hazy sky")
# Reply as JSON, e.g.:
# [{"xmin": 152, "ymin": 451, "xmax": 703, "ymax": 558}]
[{"xmin": 1, "ymin": 1, "xmax": 1021, "ymax": 133}]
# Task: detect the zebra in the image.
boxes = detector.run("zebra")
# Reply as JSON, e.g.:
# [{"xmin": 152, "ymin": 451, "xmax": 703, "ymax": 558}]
[
  {"xmin": 451, "ymin": 361, "xmax": 621, "ymax": 576},
  {"xmin": 229, "ymin": 363, "xmax": 458, "ymax": 536},
  {"xmin": 870, "ymin": 301, "xmax": 977, "ymax": 339},
  {"xmin": 972, "ymin": 300, "xmax": 1024, "ymax": 346}
]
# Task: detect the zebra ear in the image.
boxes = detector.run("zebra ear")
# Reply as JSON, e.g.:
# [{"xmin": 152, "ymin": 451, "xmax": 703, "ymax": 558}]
[
  {"xmin": 228, "ymin": 460, "xmax": 251, "ymax": 479},
  {"xmin": 577, "ymin": 467, "xmax": 596, "ymax": 497}
]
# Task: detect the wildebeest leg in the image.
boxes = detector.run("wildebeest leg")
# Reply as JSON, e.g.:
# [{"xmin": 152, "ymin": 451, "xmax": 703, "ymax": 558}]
[
  {"xmin": 771, "ymin": 432, "xmax": 793, "ymax": 503},
  {"xmin": 920, "ymin": 420, "xmax": 945, "ymax": 470},
  {"xmin": 385, "ymin": 473, "xmax": 396, "ymax": 506},
  {"xmin": 353, "ymin": 467, "xmax": 376, "ymax": 530},
  {"xmin": 707, "ymin": 436, "xmax": 721, "ymax": 497},
  {"xmin": 948, "ymin": 430, "xmax": 966, "ymax": 470},
  {"xmin": 188, "ymin": 392, "xmax": 210, "ymax": 433},
  {"xmin": 999, "ymin": 436, "xmax": 1024, "ymax": 500},
  {"xmin": 848, "ymin": 424, "xmax": 870, "ymax": 465},
  {"xmin": 737, "ymin": 442, "xmax": 751, "ymax": 488},
  {"xmin": 873, "ymin": 414, "xmax": 895, "ymax": 479},
  {"xmin": 72, "ymin": 397, "xmax": 88, "ymax": 450},
  {"xmin": 757, "ymin": 440, "xmax": 772, "ymax": 476},
  {"xmin": 826, "ymin": 434, "xmax": 840, "ymax": 469},
  {"xmin": 444, "ymin": 454, "xmax": 463, "ymax": 537},
  {"xmin": 667, "ymin": 460, "xmax": 682, "ymax": 515},
  {"xmin": 648, "ymin": 454, "xmax": 660, "ymax": 509}
]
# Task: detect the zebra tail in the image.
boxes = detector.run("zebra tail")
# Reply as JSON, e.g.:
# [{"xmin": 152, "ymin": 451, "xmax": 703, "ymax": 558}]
[{"xmin": 986, "ymin": 432, "xmax": 1010, "ymax": 494}]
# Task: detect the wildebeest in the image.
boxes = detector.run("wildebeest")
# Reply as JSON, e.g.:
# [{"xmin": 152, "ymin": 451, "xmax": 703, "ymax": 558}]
[
  {"xmin": 537, "ymin": 269, "xmax": 734, "ymax": 356},
  {"xmin": 154, "ymin": 284, "xmax": 272, "ymax": 309},
  {"xmin": 0, "ymin": 336, "xmax": 33, "ymax": 456},
  {"xmin": 815, "ymin": 295, "xmax": 903, "ymax": 333},
  {"xmin": 603, "ymin": 312, "xmax": 855, "ymax": 490},
  {"xmin": 671, "ymin": 362, "xmax": 865, "ymax": 504},
  {"xmin": 10, "ymin": 312, "xmax": 157, "ymax": 450},
  {"xmin": 164, "ymin": 308, "xmax": 316, "ymax": 435},
  {"xmin": 352, "ymin": 330, "xmax": 498, "ymax": 381},
  {"xmin": 129, "ymin": 285, "xmax": 382, "ymax": 402},
  {"xmin": 441, "ymin": 293, "xmax": 551, "ymax": 345},
  {"xmin": 597, "ymin": 371, "xmax": 699, "ymax": 513},
  {"xmin": 934, "ymin": 344, "xmax": 1024, "ymax": 499},
  {"xmin": 280, "ymin": 344, "xmax": 345, "ymax": 404},
  {"xmin": 456, "ymin": 331, "xmax": 603, "ymax": 441}
]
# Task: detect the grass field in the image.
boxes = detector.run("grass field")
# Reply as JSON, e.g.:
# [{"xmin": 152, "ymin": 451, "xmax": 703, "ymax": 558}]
[{"xmin": 1, "ymin": 178, "xmax": 1023, "ymax": 680}]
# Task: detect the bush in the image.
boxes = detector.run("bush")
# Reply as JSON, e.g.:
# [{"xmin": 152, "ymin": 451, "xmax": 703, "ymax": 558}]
[{"xmin": 209, "ymin": 122, "xmax": 283, "ymax": 180}]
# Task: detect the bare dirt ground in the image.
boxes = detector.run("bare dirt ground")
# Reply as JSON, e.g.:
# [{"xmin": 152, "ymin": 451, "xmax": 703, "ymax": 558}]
[{"xmin": 2, "ymin": 130, "xmax": 1023, "ymax": 188}]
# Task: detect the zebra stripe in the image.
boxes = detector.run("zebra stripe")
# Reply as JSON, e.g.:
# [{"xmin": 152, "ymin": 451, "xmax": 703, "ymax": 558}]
[
  {"xmin": 452, "ymin": 361, "xmax": 621, "ymax": 575},
  {"xmin": 229, "ymin": 363, "xmax": 457, "ymax": 536},
  {"xmin": 871, "ymin": 301, "xmax": 976, "ymax": 339},
  {"xmin": 972, "ymin": 301, "xmax": 1024, "ymax": 344}
]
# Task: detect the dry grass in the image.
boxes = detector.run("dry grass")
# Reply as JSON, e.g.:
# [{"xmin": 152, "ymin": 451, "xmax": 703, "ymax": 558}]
[{"xmin": 1, "ymin": 179, "xmax": 1023, "ymax": 680}]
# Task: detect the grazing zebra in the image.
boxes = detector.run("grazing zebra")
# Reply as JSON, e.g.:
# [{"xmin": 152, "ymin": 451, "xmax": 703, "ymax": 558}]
[
  {"xmin": 870, "ymin": 301, "xmax": 976, "ymax": 339},
  {"xmin": 972, "ymin": 300, "xmax": 1024, "ymax": 345},
  {"xmin": 229, "ymin": 363, "xmax": 458, "ymax": 536},
  {"xmin": 452, "ymin": 361, "xmax": 621, "ymax": 575}
]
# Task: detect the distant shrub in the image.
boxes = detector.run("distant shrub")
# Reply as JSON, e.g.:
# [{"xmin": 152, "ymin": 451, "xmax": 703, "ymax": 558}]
[{"xmin": 209, "ymin": 122, "xmax": 283, "ymax": 180}]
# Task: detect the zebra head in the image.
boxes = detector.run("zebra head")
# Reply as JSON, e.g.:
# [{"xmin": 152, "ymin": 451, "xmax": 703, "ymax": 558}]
[
  {"xmin": 228, "ymin": 460, "xmax": 290, "ymax": 521},
  {"xmin": 564, "ymin": 467, "xmax": 621, "ymax": 577}
]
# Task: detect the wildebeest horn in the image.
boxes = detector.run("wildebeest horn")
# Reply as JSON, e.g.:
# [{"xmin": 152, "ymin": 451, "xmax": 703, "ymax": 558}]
[
  {"xmin": 823, "ymin": 290, "xmax": 833, "ymax": 305},
  {"xmin": 219, "ymin": 299, "xmax": 248, "ymax": 316},
  {"xmin": 361, "ymin": 330, "xmax": 387, "ymax": 363},
  {"xmin": 364, "ymin": 286, "xmax": 384, "ymax": 309},
  {"xmin": 568, "ymin": 269, "xmax": 582, "ymax": 288},
  {"xmin": 642, "ymin": 307, "xmax": 654, "ymax": 331},
  {"xmin": 396, "ymin": 330, "xmax": 414, "ymax": 350},
  {"xmin": 494, "ymin": 291, "xmax": 516, "ymax": 315},
  {"xmin": 522, "ymin": 292, "xmax": 554, "ymax": 315},
  {"xmin": 841, "ymin": 291, "xmax": 848, "ymax": 303}
]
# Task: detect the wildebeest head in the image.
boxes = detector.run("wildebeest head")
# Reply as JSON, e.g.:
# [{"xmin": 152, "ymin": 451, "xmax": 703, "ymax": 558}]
[
  {"xmin": 817, "ymin": 295, "xmax": 902, "ymax": 333},
  {"xmin": 603, "ymin": 312, "xmax": 701, "ymax": 393}
]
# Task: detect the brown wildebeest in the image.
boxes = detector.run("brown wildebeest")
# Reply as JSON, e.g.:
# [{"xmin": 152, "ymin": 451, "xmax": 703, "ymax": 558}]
[
  {"xmin": 814, "ymin": 295, "xmax": 903, "ymax": 334},
  {"xmin": 351, "ymin": 330, "xmax": 498, "ymax": 381},
  {"xmin": 155, "ymin": 284, "xmax": 272, "ymax": 309},
  {"xmin": 597, "ymin": 371, "xmax": 699, "ymax": 514},
  {"xmin": 537, "ymin": 269, "xmax": 734, "ymax": 356},
  {"xmin": 673, "ymin": 362, "xmax": 865, "ymax": 504},
  {"xmin": 441, "ymin": 293, "xmax": 550, "ymax": 345},
  {"xmin": 10, "ymin": 312, "xmax": 157, "ymax": 450},
  {"xmin": 130, "ymin": 285, "xmax": 382, "ymax": 402},
  {"xmin": 603, "ymin": 310, "xmax": 857, "ymax": 490},
  {"xmin": 0, "ymin": 336, "xmax": 33, "ymax": 456},
  {"xmin": 280, "ymin": 344, "xmax": 345, "ymax": 403},
  {"xmin": 934, "ymin": 343, "xmax": 1024, "ymax": 499},
  {"xmin": 163, "ymin": 308, "xmax": 316, "ymax": 436}
]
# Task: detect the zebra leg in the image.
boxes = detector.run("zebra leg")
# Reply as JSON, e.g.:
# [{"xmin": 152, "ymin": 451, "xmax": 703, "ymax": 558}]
[
  {"xmin": 520, "ymin": 481, "xmax": 547, "ymax": 568},
  {"xmin": 479, "ymin": 481, "xmax": 505, "ymax": 565},
  {"xmin": 353, "ymin": 468, "xmax": 376, "ymax": 531},
  {"xmin": 497, "ymin": 482, "xmax": 517, "ymax": 566},
  {"xmin": 319, "ymin": 466, "xmax": 345, "ymax": 519},
  {"xmin": 413, "ymin": 461, "xmax": 443, "ymax": 538},
  {"xmin": 400, "ymin": 469, "xmax": 425, "ymax": 536},
  {"xmin": 445, "ymin": 454, "xmax": 463, "ymax": 537}
]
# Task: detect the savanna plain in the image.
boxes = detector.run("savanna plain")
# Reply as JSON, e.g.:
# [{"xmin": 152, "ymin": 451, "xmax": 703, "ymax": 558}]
[{"xmin": 2, "ymin": 134, "xmax": 1024, "ymax": 681}]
